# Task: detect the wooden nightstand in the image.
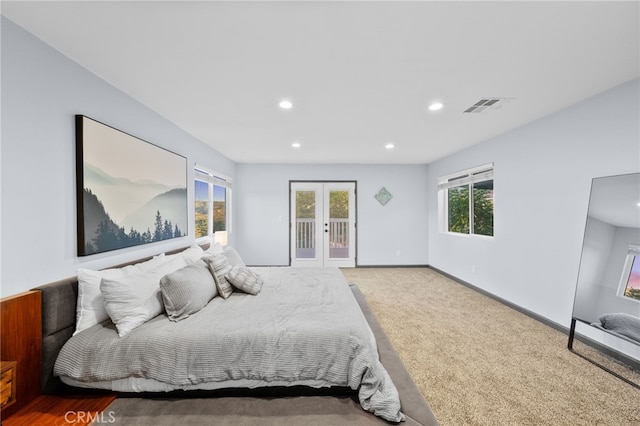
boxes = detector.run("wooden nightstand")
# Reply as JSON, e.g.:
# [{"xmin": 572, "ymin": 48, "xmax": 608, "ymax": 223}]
[
  {"xmin": 2, "ymin": 394, "xmax": 117, "ymax": 426},
  {"xmin": 1, "ymin": 361, "xmax": 17, "ymax": 409}
]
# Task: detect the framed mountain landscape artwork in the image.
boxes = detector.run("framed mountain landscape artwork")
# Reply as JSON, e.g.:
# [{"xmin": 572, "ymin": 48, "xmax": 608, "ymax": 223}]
[{"xmin": 76, "ymin": 115, "xmax": 187, "ymax": 256}]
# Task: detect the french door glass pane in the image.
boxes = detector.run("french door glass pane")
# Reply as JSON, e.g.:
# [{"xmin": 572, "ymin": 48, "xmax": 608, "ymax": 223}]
[
  {"xmin": 296, "ymin": 191, "xmax": 316, "ymax": 258},
  {"xmin": 329, "ymin": 190, "xmax": 349, "ymax": 258}
]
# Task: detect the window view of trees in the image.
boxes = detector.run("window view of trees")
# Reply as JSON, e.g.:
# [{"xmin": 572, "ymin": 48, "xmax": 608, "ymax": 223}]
[
  {"xmin": 194, "ymin": 172, "xmax": 230, "ymax": 239},
  {"xmin": 473, "ymin": 180, "xmax": 494, "ymax": 236},
  {"xmin": 295, "ymin": 191, "xmax": 316, "ymax": 254},
  {"xmin": 296, "ymin": 190, "xmax": 349, "ymax": 219},
  {"xmin": 329, "ymin": 190, "xmax": 349, "ymax": 218},
  {"xmin": 442, "ymin": 165, "xmax": 494, "ymax": 237},
  {"xmin": 448, "ymin": 185, "xmax": 470, "ymax": 234},
  {"xmin": 296, "ymin": 191, "xmax": 316, "ymax": 218},
  {"xmin": 194, "ymin": 202, "xmax": 208, "ymax": 238},
  {"xmin": 213, "ymin": 185, "xmax": 226, "ymax": 232},
  {"xmin": 195, "ymin": 180, "xmax": 209, "ymax": 238},
  {"xmin": 626, "ymin": 287, "xmax": 640, "ymax": 301},
  {"xmin": 447, "ymin": 180, "xmax": 493, "ymax": 236}
]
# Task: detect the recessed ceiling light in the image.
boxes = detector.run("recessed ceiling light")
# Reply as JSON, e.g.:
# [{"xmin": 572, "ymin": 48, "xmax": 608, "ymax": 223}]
[
  {"xmin": 428, "ymin": 102, "xmax": 444, "ymax": 111},
  {"xmin": 279, "ymin": 99, "xmax": 293, "ymax": 110},
  {"xmin": 385, "ymin": 143, "xmax": 395, "ymax": 149},
  {"xmin": 291, "ymin": 142, "xmax": 301, "ymax": 148}
]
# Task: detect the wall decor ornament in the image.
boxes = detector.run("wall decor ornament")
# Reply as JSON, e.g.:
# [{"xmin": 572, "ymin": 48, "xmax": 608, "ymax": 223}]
[
  {"xmin": 76, "ymin": 115, "xmax": 187, "ymax": 256},
  {"xmin": 374, "ymin": 187, "xmax": 393, "ymax": 206}
]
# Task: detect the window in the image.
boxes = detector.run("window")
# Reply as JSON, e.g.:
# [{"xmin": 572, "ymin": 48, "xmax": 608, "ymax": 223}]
[
  {"xmin": 617, "ymin": 245, "xmax": 640, "ymax": 302},
  {"xmin": 438, "ymin": 163, "xmax": 494, "ymax": 237},
  {"xmin": 194, "ymin": 166, "xmax": 232, "ymax": 243},
  {"xmin": 194, "ymin": 179, "xmax": 209, "ymax": 238}
]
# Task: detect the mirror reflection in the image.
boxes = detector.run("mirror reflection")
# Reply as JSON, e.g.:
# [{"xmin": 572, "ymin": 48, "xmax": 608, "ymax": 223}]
[{"xmin": 573, "ymin": 173, "xmax": 640, "ymax": 345}]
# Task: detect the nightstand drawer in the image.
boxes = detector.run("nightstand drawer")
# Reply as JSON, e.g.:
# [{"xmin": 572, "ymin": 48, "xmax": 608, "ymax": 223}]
[{"xmin": 1, "ymin": 361, "xmax": 17, "ymax": 409}]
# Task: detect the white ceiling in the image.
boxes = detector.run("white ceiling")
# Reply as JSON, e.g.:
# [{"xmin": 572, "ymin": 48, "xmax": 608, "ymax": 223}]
[{"xmin": 2, "ymin": 1, "xmax": 639, "ymax": 164}]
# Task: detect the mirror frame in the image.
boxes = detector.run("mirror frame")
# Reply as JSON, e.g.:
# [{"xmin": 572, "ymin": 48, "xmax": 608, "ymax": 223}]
[{"xmin": 569, "ymin": 172, "xmax": 640, "ymax": 389}]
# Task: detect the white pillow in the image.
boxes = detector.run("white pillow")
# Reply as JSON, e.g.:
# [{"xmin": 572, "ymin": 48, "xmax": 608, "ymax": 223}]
[
  {"xmin": 101, "ymin": 256, "xmax": 188, "ymax": 337},
  {"xmin": 160, "ymin": 260, "xmax": 217, "ymax": 322},
  {"xmin": 223, "ymin": 246, "xmax": 246, "ymax": 268},
  {"xmin": 225, "ymin": 266, "xmax": 262, "ymax": 295},
  {"xmin": 205, "ymin": 242, "xmax": 224, "ymax": 256},
  {"xmin": 163, "ymin": 244, "xmax": 205, "ymax": 264},
  {"xmin": 74, "ymin": 254, "xmax": 166, "ymax": 335},
  {"xmin": 203, "ymin": 253, "xmax": 234, "ymax": 299}
]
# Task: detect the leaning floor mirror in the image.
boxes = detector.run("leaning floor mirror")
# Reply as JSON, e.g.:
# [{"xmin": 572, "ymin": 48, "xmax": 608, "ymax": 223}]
[{"xmin": 570, "ymin": 172, "xmax": 640, "ymax": 388}]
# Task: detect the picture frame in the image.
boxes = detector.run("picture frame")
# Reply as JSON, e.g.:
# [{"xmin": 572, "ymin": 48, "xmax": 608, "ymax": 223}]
[{"xmin": 76, "ymin": 115, "xmax": 187, "ymax": 256}]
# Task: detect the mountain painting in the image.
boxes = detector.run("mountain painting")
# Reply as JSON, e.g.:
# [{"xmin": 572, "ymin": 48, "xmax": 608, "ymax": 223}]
[{"xmin": 76, "ymin": 115, "xmax": 187, "ymax": 256}]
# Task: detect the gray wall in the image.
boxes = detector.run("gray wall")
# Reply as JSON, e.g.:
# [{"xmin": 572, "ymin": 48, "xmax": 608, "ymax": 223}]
[
  {"xmin": 234, "ymin": 164, "xmax": 428, "ymax": 266},
  {"xmin": 1, "ymin": 17, "xmax": 236, "ymax": 297},
  {"xmin": 427, "ymin": 79, "xmax": 640, "ymax": 332}
]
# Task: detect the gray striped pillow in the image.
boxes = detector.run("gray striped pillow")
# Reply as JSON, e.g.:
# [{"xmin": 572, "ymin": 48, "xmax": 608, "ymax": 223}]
[
  {"xmin": 225, "ymin": 266, "xmax": 263, "ymax": 295},
  {"xmin": 203, "ymin": 254, "xmax": 234, "ymax": 299},
  {"xmin": 159, "ymin": 260, "xmax": 217, "ymax": 321}
]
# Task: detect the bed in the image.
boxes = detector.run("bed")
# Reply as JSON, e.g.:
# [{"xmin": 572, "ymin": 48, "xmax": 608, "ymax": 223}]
[
  {"xmin": 33, "ymin": 244, "xmax": 439, "ymax": 425},
  {"xmin": 592, "ymin": 312, "xmax": 640, "ymax": 345}
]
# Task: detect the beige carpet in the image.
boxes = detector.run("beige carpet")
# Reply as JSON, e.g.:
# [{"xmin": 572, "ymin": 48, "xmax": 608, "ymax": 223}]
[{"xmin": 341, "ymin": 267, "xmax": 640, "ymax": 426}]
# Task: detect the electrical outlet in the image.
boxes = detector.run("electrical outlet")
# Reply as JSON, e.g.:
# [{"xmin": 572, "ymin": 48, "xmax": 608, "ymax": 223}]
[
  {"xmin": 471, "ymin": 264, "xmax": 477, "ymax": 273},
  {"xmin": 396, "ymin": 250, "xmax": 401, "ymax": 257}
]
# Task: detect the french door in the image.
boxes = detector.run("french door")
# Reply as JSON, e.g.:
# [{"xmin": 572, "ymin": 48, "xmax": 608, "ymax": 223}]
[{"xmin": 290, "ymin": 182, "xmax": 356, "ymax": 268}]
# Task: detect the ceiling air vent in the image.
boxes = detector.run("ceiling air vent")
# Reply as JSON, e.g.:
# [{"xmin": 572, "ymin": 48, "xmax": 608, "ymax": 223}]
[{"xmin": 464, "ymin": 98, "xmax": 513, "ymax": 113}]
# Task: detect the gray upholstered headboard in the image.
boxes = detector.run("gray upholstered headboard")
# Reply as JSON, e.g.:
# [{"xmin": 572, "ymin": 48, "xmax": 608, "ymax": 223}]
[
  {"xmin": 33, "ymin": 276, "xmax": 79, "ymax": 394},
  {"xmin": 31, "ymin": 244, "xmax": 208, "ymax": 394}
]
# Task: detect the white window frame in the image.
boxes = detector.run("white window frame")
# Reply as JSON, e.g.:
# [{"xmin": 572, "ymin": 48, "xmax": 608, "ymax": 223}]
[
  {"xmin": 194, "ymin": 164, "xmax": 232, "ymax": 243},
  {"xmin": 616, "ymin": 245, "xmax": 640, "ymax": 303},
  {"xmin": 438, "ymin": 163, "xmax": 494, "ymax": 237}
]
